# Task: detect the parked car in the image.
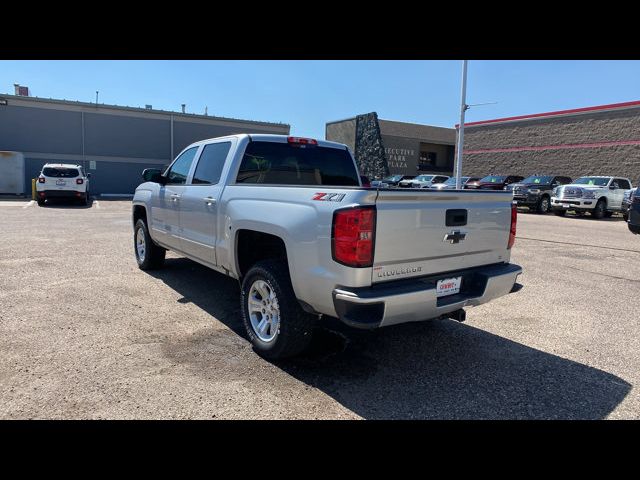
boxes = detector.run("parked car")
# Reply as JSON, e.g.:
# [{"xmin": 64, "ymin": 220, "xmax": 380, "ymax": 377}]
[
  {"xmin": 551, "ymin": 176, "xmax": 633, "ymax": 219},
  {"xmin": 398, "ymin": 174, "xmax": 450, "ymax": 189},
  {"xmin": 622, "ymin": 187, "xmax": 636, "ymax": 221},
  {"xmin": 510, "ymin": 175, "xmax": 573, "ymax": 214},
  {"xmin": 132, "ymin": 134, "xmax": 522, "ymax": 359},
  {"xmin": 371, "ymin": 174, "xmax": 415, "ymax": 188},
  {"xmin": 431, "ymin": 177, "xmax": 481, "ymax": 190},
  {"xmin": 360, "ymin": 175, "xmax": 371, "ymax": 188},
  {"xmin": 36, "ymin": 163, "xmax": 91, "ymax": 206},
  {"xmin": 628, "ymin": 190, "xmax": 640, "ymax": 234},
  {"xmin": 465, "ymin": 175, "xmax": 525, "ymax": 190}
]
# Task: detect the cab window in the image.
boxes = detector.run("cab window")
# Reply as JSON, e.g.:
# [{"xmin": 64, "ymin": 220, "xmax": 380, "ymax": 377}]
[
  {"xmin": 616, "ymin": 179, "xmax": 631, "ymax": 190},
  {"xmin": 165, "ymin": 147, "xmax": 199, "ymax": 185},
  {"xmin": 191, "ymin": 142, "xmax": 232, "ymax": 185}
]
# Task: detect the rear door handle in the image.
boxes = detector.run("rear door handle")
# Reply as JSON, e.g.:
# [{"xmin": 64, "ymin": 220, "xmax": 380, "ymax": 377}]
[{"xmin": 203, "ymin": 197, "xmax": 217, "ymax": 205}]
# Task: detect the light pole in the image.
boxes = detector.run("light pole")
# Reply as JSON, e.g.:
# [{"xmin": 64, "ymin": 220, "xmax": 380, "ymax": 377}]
[{"xmin": 454, "ymin": 60, "xmax": 468, "ymax": 190}]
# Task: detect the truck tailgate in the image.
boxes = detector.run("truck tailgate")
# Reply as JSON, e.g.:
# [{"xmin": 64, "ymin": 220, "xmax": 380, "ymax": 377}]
[{"xmin": 372, "ymin": 189, "xmax": 513, "ymax": 283}]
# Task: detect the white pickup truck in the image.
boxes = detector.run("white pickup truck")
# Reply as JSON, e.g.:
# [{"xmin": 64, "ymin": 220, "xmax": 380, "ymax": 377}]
[
  {"xmin": 551, "ymin": 176, "xmax": 633, "ymax": 218},
  {"xmin": 132, "ymin": 134, "xmax": 522, "ymax": 359}
]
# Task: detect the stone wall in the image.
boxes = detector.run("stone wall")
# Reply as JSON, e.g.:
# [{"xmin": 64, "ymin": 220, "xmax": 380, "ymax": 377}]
[
  {"xmin": 325, "ymin": 118, "xmax": 356, "ymax": 153},
  {"xmin": 462, "ymin": 107, "xmax": 640, "ymax": 184},
  {"xmin": 354, "ymin": 112, "xmax": 390, "ymax": 179}
]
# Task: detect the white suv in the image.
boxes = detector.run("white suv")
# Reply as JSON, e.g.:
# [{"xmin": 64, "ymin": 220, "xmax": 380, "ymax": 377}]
[
  {"xmin": 398, "ymin": 174, "xmax": 450, "ymax": 188},
  {"xmin": 36, "ymin": 163, "xmax": 91, "ymax": 206},
  {"xmin": 551, "ymin": 176, "xmax": 633, "ymax": 219}
]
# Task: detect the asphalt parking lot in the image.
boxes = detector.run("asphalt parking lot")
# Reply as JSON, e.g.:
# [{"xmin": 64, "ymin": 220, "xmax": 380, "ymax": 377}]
[{"xmin": 1, "ymin": 198, "xmax": 639, "ymax": 419}]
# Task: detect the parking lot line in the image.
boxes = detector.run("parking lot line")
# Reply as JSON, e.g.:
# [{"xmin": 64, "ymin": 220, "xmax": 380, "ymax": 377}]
[
  {"xmin": 0, "ymin": 201, "xmax": 31, "ymax": 207},
  {"xmin": 518, "ymin": 236, "xmax": 640, "ymax": 254}
]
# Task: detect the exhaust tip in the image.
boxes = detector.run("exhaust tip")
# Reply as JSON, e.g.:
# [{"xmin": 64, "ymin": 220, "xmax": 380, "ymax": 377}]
[{"xmin": 446, "ymin": 309, "xmax": 466, "ymax": 323}]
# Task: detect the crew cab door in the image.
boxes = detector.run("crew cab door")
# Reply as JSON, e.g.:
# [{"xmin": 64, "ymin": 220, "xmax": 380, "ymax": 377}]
[
  {"xmin": 151, "ymin": 146, "xmax": 199, "ymax": 249},
  {"xmin": 179, "ymin": 140, "xmax": 233, "ymax": 265},
  {"xmin": 610, "ymin": 178, "xmax": 631, "ymax": 209}
]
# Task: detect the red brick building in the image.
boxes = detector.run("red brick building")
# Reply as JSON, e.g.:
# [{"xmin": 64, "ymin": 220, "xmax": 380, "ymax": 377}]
[{"xmin": 460, "ymin": 100, "xmax": 640, "ymax": 185}]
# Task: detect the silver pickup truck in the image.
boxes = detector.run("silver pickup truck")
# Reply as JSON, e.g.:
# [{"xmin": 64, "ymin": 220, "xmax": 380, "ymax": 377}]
[{"xmin": 132, "ymin": 134, "xmax": 522, "ymax": 359}]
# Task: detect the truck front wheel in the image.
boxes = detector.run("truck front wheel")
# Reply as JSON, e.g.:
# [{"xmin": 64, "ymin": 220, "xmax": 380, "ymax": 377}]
[
  {"xmin": 241, "ymin": 260, "xmax": 316, "ymax": 359},
  {"xmin": 592, "ymin": 199, "xmax": 606, "ymax": 219},
  {"xmin": 134, "ymin": 219, "xmax": 166, "ymax": 270},
  {"xmin": 537, "ymin": 195, "xmax": 551, "ymax": 214}
]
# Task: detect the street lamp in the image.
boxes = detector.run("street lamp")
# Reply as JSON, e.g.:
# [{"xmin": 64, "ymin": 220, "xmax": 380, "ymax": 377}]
[
  {"xmin": 454, "ymin": 61, "xmax": 496, "ymax": 189},
  {"xmin": 454, "ymin": 60, "xmax": 468, "ymax": 190}
]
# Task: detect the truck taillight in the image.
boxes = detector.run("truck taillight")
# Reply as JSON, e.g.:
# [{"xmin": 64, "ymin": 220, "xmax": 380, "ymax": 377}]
[
  {"xmin": 332, "ymin": 206, "xmax": 376, "ymax": 267},
  {"xmin": 287, "ymin": 136, "xmax": 318, "ymax": 146},
  {"xmin": 508, "ymin": 204, "xmax": 517, "ymax": 249},
  {"xmin": 76, "ymin": 178, "xmax": 84, "ymax": 184},
  {"xmin": 38, "ymin": 177, "xmax": 45, "ymax": 183}
]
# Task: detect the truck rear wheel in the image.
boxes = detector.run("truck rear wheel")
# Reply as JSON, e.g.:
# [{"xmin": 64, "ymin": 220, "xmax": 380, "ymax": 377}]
[
  {"xmin": 241, "ymin": 260, "xmax": 316, "ymax": 359},
  {"xmin": 134, "ymin": 219, "xmax": 166, "ymax": 270}
]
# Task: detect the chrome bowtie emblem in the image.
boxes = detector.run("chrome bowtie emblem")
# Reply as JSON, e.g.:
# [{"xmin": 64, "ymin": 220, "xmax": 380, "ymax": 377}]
[{"xmin": 443, "ymin": 230, "xmax": 467, "ymax": 244}]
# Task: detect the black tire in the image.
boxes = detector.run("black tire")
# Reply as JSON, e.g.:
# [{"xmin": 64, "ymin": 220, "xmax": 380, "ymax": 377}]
[
  {"xmin": 37, "ymin": 198, "xmax": 45, "ymax": 206},
  {"xmin": 84, "ymin": 192, "xmax": 90, "ymax": 206},
  {"xmin": 554, "ymin": 209, "xmax": 566, "ymax": 217},
  {"xmin": 134, "ymin": 218, "xmax": 165, "ymax": 270},
  {"xmin": 537, "ymin": 195, "xmax": 551, "ymax": 214},
  {"xmin": 604, "ymin": 211, "xmax": 613, "ymax": 218},
  {"xmin": 592, "ymin": 199, "xmax": 606, "ymax": 219},
  {"xmin": 623, "ymin": 213, "xmax": 629, "ymax": 222},
  {"xmin": 241, "ymin": 259, "xmax": 316, "ymax": 360}
]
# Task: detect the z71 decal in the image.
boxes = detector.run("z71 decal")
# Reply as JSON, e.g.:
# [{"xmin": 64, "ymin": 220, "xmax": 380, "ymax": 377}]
[{"xmin": 312, "ymin": 192, "xmax": 346, "ymax": 202}]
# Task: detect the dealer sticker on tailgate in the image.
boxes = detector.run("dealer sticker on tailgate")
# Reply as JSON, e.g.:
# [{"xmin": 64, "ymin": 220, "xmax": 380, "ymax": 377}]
[{"xmin": 436, "ymin": 277, "xmax": 462, "ymax": 297}]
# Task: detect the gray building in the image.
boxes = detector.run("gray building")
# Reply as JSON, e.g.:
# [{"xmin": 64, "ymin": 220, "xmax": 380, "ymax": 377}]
[
  {"xmin": 0, "ymin": 93, "xmax": 289, "ymax": 195},
  {"xmin": 326, "ymin": 113, "xmax": 456, "ymax": 179}
]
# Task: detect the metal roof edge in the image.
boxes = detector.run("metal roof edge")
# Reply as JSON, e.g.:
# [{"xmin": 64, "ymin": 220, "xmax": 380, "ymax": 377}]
[
  {"xmin": 456, "ymin": 100, "xmax": 640, "ymax": 129},
  {"xmin": 0, "ymin": 93, "xmax": 289, "ymax": 128}
]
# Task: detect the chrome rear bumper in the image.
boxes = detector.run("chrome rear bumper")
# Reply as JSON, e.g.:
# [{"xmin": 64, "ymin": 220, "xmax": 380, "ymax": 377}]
[{"xmin": 332, "ymin": 263, "xmax": 522, "ymax": 328}]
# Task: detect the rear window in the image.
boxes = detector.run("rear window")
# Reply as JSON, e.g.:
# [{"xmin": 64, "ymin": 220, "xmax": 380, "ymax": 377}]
[
  {"xmin": 235, "ymin": 141, "xmax": 359, "ymax": 186},
  {"xmin": 42, "ymin": 167, "xmax": 80, "ymax": 178}
]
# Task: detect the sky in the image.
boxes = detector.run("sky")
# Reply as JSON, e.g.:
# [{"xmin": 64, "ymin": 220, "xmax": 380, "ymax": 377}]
[{"xmin": 2, "ymin": 60, "xmax": 640, "ymax": 139}]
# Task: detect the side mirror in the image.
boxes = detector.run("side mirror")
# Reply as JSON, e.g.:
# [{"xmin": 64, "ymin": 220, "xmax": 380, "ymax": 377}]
[{"xmin": 142, "ymin": 168, "xmax": 166, "ymax": 185}]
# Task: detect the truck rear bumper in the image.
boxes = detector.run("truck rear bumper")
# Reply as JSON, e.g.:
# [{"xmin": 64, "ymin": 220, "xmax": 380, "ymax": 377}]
[
  {"xmin": 38, "ymin": 190, "xmax": 86, "ymax": 199},
  {"xmin": 332, "ymin": 263, "xmax": 522, "ymax": 329}
]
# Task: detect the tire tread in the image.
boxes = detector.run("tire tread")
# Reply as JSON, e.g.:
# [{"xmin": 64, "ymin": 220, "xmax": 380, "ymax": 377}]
[
  {"xmin": 134, "ymin": 218, "xmax": 165, "ymax": 270},
  {"xmin": 241, "ymin": 259, "xmax": 315, "ymax": 359}
]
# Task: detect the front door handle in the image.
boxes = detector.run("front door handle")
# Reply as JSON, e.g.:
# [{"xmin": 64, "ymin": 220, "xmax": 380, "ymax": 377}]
[{"xmin": 203, "ymin": 197, "xmax": 217, "ymax": 205}]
